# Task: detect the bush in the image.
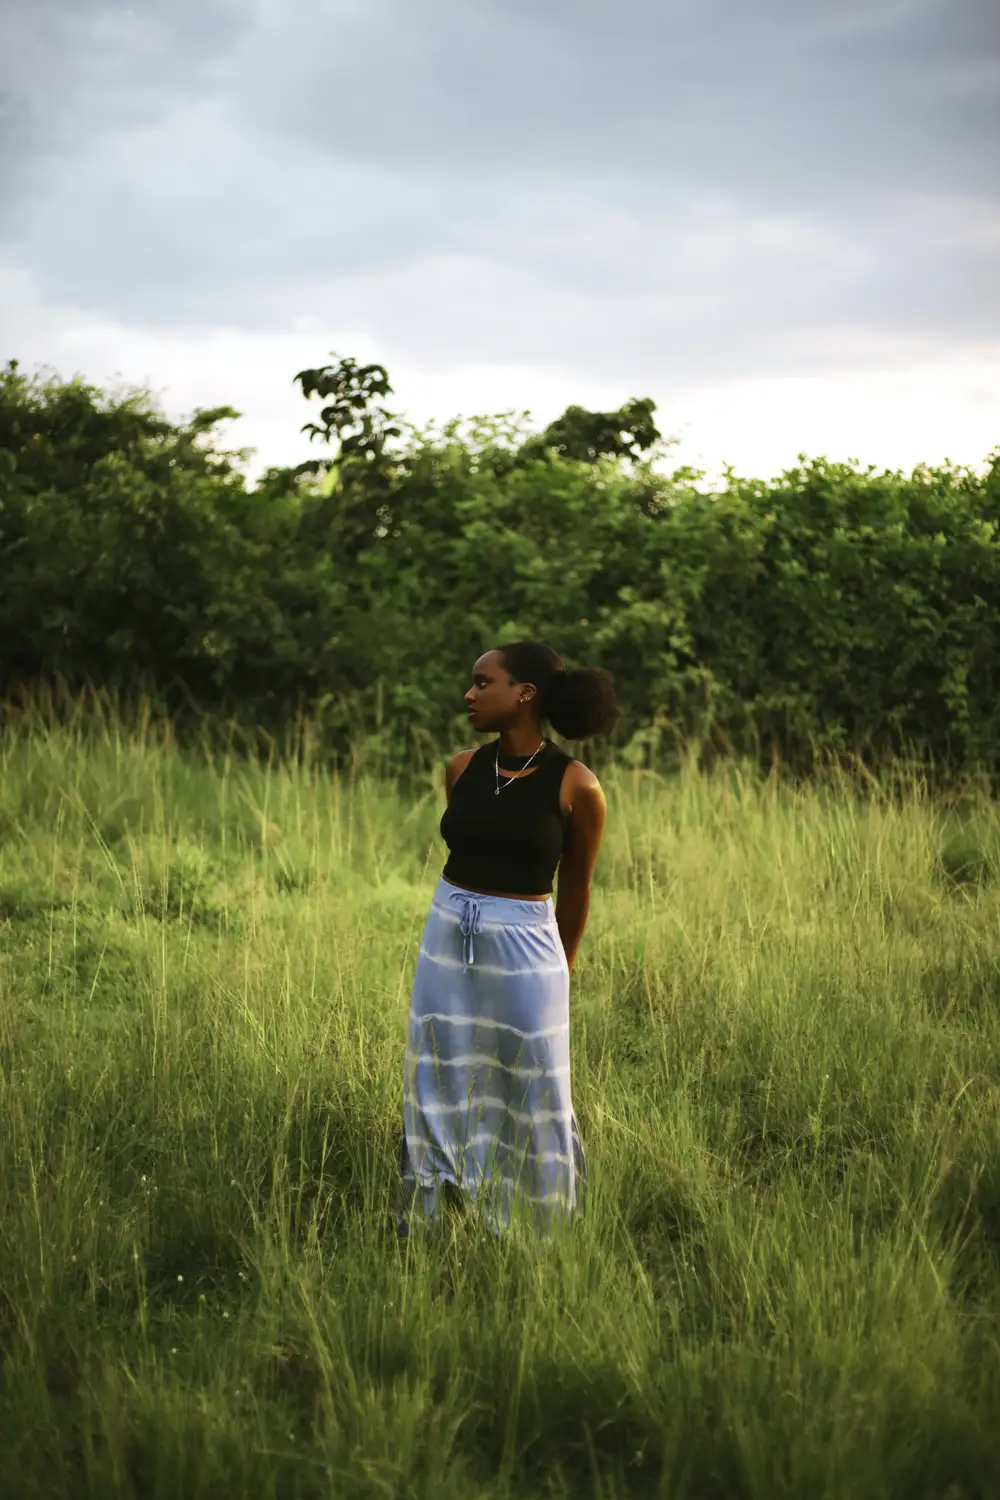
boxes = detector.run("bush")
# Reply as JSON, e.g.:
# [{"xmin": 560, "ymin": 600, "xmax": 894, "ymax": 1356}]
[{"xmin": 2, "ymin": 357, "xmax": 998, "ymax": 791}]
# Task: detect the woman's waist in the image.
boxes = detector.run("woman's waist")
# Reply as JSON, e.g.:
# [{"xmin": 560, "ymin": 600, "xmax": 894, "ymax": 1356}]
[
  {"xmin": 442, "ymin": 875, "xmax": 550, "ymax": 902},
  {"xmin": 435, "ymin": 876, "xmax": 555, "ymax": 920}
]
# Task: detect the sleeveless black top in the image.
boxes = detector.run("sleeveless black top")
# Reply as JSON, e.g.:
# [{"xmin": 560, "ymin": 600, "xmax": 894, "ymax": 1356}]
[{"xmin": 440, "ymin": 740, "xmax": 574, "ymax": 896}]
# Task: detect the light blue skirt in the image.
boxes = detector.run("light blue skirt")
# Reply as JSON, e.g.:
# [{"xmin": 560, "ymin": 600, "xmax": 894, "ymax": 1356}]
[{"xmin": 397, "ymin": 876, "xmax": 587, "ymax": 1237}]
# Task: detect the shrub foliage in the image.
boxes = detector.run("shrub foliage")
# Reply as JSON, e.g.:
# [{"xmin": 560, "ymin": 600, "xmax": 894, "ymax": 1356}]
[{"xmin": 2, "ymin": 355, "xmax": 998, "ymax": 787}]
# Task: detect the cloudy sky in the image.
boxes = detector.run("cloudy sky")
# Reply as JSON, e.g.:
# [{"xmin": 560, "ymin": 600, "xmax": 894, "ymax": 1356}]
[{"xmin": 2, "ymin": 0, "xmax": 998, "ymax": 482}]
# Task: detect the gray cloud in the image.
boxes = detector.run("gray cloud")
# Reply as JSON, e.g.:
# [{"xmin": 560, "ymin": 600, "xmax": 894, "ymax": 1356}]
[
  {"xmin": 0, "ymin": 0, "xmax": 997, "ymax": 387},
  {"xmin": 239, "ymin": 0, "xmax": 998, "ymax": 198}
]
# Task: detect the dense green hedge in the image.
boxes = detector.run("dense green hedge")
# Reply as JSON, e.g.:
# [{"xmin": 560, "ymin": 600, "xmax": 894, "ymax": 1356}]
[{"xmin": 2, "ymin": 357, "xmax": 998, "ymax": 789}]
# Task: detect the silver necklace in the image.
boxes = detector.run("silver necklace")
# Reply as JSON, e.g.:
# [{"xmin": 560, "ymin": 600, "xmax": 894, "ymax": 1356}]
[{"xmin": 495, "ymin": 739, "xmax": 545, "ymax": 795}]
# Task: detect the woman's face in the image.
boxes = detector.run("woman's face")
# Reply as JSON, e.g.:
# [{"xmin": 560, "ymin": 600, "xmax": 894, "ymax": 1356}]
[{"xmin": 464, "ymin": 650, "xmax": 535, "ymax": 732}]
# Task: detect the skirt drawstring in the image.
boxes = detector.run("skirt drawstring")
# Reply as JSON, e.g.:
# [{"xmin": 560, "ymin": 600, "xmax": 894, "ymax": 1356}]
[{"xmin": 448, "ymin": 890, "xmax": 484, "ymax": 968}]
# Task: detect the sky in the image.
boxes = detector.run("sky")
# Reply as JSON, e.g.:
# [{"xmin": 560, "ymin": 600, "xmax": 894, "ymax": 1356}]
[{"xmin": 1, "ymin": 0, "xmax": 998, "ymax": 484}]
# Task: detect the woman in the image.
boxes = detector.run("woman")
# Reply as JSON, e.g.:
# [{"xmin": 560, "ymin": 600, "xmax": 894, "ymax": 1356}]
[{"xmin": 396, "ymin": 640, "xmax": 619, "ymax": 1239}]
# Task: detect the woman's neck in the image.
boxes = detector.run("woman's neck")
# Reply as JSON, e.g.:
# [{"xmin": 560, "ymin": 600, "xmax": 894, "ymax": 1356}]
[{"xmin": 497, "ymin": 725, "xmax": 546, "ymax": 757}]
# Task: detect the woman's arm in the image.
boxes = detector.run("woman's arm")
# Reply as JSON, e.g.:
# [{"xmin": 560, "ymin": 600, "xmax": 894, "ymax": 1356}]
[{"xmin": 555, "ymin": 771, "xmax": 607, "ymax": 972}]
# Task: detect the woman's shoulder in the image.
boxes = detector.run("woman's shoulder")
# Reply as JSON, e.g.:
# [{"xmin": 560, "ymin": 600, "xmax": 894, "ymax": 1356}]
[
  {"xmin": 560, "ymin": 754, "xmax": 602, "ymax": 795},
  {"xmin": 445, "ymin": 745, "xmax": 483, "ymax": 796},
  {"xmin": 448, "ymin": 746, "xmax": 480, "ymax": 773}
]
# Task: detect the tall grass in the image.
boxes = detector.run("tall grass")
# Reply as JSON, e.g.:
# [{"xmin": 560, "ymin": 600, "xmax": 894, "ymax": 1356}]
[{"xmin": 0, "ymin": 690, "xmax": 998, "ymax": 1498}]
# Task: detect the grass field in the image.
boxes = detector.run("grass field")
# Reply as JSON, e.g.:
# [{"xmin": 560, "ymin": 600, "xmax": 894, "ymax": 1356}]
[{"xmin": 1, "ymin": 699, "xmax": 999, "ymax": 1499}]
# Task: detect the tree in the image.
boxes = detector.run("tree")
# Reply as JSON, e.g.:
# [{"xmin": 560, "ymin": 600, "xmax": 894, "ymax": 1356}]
[
  {"xmin": 514, "ymin": 396, "xmax": 662, "ymax": 467},
  {"xmin": 293, "ymin": 353, "xmax": 402, "ymax": 474}
]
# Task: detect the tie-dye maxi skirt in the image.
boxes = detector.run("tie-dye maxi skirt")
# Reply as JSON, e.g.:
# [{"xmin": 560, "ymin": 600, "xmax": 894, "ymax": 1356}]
[{"xmin": 395, "ymin": 876, "xmax": 587, "ymax": 1238}]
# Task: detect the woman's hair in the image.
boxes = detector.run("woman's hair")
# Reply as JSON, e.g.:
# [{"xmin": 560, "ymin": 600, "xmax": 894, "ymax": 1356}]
[{"xmin": 496, "ymin": 640, "xmax": 620, "ymax": 741}]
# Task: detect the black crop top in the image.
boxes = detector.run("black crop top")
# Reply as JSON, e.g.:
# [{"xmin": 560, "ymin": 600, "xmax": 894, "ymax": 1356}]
[{"xmin": 440, "ymin": 740, "xmax": 573, "ymax": 896}]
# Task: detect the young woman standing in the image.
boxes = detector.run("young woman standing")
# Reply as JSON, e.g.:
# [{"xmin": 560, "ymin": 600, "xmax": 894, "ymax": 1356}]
[{"xmin": 396, "ymin": 640, "xmax": 619, "ymax": 1238}]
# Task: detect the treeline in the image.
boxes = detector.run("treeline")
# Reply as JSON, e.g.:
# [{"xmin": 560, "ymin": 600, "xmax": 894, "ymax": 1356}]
[{"xmin": 1, "ymin": 354, "xmax": 998, "ymax": 791}]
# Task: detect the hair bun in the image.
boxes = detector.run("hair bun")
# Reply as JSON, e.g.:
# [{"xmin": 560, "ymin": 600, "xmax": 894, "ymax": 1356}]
[{"xmin": 496, "ymin": 640, "xmax": 620, "ymax": 741}]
